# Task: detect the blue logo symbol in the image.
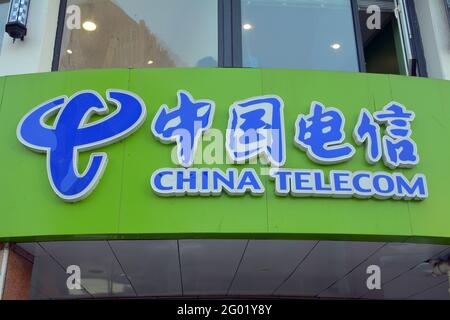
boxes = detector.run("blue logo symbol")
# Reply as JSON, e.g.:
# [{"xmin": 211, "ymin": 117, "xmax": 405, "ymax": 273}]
[{"xmin": 17, "ymin": 90, "xmax": 147, "ymax": 202}]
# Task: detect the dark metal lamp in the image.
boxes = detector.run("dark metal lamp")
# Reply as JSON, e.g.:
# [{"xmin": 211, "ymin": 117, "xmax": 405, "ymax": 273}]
[{"xmin": 5, "ymin": 0, "xmax": 30, "ymax": 41}]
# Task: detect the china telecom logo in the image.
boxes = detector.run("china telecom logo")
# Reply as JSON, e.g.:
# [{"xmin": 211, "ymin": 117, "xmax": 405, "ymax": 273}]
[
  {"xmin": 16, "ymin": 90, "xmax": 147, "ymax": 202},
  {"xmin": 17, "ymin": 89, "xmax": 427, "ymax": 203}
]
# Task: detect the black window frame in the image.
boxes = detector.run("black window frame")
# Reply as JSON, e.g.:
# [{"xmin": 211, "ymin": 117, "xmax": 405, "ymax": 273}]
[
  {"xmin": 52, "ymin": 0, "xmax": 427, "ymax": 77},
  {"xmin": 404, "ymin": 0, "xmax": 428, "ymax": 77},
  {"xmin": 350, "ymin": 0, "xmax": 367, "ymax": 72},
  {"xmin": 52, "ymin": 0, "xmax": 67, "ymax": 71}
]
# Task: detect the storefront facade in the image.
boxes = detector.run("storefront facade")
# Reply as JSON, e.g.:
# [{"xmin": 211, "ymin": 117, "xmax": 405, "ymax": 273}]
[{"xmin": 0, "ymin": 0, "xmax": 449, "ymax": 300}]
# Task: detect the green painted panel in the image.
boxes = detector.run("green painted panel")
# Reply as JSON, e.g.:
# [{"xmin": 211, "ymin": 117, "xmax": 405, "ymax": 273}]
[
  {"xmin": 0, "ymin": 68, "xmax": 448, "ymax": 243},
  {"xmin": 0, "ymin": 76, "xmax": 6, "ymax": 113},
  {"xmin": 389, "ymin": 75, "xmax": 450, "ymax": 239}
]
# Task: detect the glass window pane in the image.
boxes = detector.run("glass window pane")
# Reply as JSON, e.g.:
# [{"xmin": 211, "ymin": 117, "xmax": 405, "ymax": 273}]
[
  {"xmin": 59, "ymin": 0, "xmax": 218, "ymax": 70},
  {"xmin": 241, "ymin": 0, "xmax": 359, "ymax": 72}
]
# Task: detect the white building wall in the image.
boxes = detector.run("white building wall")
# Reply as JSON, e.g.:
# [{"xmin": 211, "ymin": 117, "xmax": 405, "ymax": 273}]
[
  {"xmin": 414, "ymin": 0, "xmax": 450, "ymax": 80},
  {"xmin": 0, "ymin": 0, "xmax": 60, "ymax": 76}
]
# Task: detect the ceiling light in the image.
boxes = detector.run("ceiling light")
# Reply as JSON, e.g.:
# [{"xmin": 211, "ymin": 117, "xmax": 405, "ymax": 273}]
[
  {"xmin": 243, "ymin": 23, "xmax": 253, "ymax": 30},
  {"xmin": 147, "ymin": 60, "xmax": 154, "ymax": 65},
  {"xmin": 330, "ymin": 43, "xmax": 341, "ymax": 50},
  {"xmin": 66, "ymin": 49, "xmax": 73, "ymax": 55},
  {"xmin": 82, "ymin": 21, "xmax": 97, "ymax": 32}
]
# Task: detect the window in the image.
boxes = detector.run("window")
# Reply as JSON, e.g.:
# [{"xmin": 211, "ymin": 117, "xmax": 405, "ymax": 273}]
[
  {"xmin": 356, "ymin": 0, "xmax": 404, "ymax": 75},
  {"xmin": 54, "ymin": 0, "xmax": 424, "ymax": 76},
  {"xmin": 58, "ymin": 0, "xmax": 218, "ymax": 70},
  {"xmin": 240, "ymin": 0, "xmax": 360, "ymax": 72}
]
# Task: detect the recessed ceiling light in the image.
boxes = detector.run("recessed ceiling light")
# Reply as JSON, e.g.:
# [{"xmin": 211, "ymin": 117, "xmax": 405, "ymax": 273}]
[
  {"xmin": 82, "ymin": 21, "xmax": 97, "ymax": 32},
  {"xmin": 330, "ymin": 43, "xmax": 341, "ymax": 50},
  {"xmin": 66, "ymin": 49, "xmax": 73, "ymax": 54},
  {"xmin": 243, "ymin": 23, "xmax": 253, "ymax": 30}
]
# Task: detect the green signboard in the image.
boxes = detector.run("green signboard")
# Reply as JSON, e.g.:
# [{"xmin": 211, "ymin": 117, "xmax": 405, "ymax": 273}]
[{"xmin": 0, "ymin": 68, "xmax": 449, "ymax": 243}]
